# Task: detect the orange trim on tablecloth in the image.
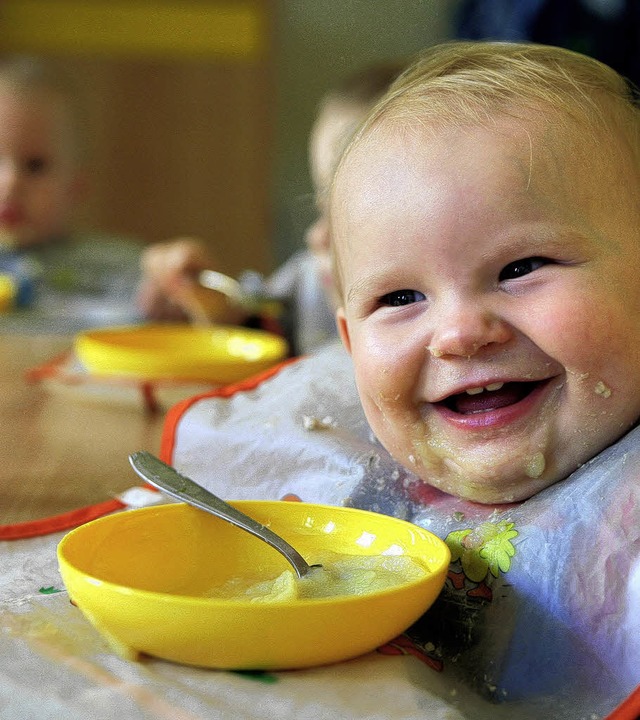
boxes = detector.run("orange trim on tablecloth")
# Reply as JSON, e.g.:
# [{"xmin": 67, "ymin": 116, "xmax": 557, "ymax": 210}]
[
  {"xmin": 0, "ymin": 497, "xmax": 125, "ymax": 540},
  {"xmin": 1, "ymin": 359, "xmax": 300, "ymax": 540},
  {"xmin": 159, "ymin": 356, "xmax": 301, "ymax": 463},
  {"xmin": 24, "ymin": 349, "xmax": 74, "ymax": 382}
]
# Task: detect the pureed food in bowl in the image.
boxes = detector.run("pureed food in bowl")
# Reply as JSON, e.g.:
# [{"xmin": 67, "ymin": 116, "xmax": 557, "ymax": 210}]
[
  {"xmin": 211, "ymin": 551, "xmax": 429, "ymax": 602},
  {"xmin": 58, "ymin": 502, "xmax": 450, "ymax": 670}
]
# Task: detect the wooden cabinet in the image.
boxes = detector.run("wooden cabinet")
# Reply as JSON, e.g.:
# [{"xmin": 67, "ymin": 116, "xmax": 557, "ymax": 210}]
[{"xmin": 1, "ymin": 1, "xmax": 274, "ymax": 275}]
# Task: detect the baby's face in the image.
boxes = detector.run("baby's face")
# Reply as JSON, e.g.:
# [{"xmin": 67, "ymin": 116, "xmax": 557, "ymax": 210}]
[
  {"xmin": 333, "ymin": 114, "xmax": 640, "ymax": 503},
  {"xmin": 0, "ymin": 87, "xmax": 79, "ymax": 248}
]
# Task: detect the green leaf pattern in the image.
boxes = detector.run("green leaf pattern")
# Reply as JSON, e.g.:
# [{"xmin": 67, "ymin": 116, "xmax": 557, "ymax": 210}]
[{"xmin": 446, "ymin": 521, "xmax": 518, "ymax": 583}]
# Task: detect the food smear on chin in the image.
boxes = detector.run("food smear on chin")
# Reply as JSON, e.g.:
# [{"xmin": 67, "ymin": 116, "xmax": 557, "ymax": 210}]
[{"xmin": 524, "ymin": 451, "xmax": 546, "ymax": 478}]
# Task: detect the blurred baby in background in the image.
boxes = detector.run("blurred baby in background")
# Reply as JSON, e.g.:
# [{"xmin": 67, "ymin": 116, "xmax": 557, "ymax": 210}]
[
  {"xmin": 0, "ymin": 55, "xmax": 143, "ymax": 332},
  {"xmin": 137, "ymin": 61, "xmax": 404, "ymax": 355}
]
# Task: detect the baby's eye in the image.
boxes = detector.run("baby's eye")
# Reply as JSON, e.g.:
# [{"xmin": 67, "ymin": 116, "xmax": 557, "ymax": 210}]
[
  {"xmin": 24, "ymin": 156, "xmax": 48, "ymax": 174},
  {"xmin": 380, "ymin": 289, "xmax": 426, "ymax": 306},
  {"xmin": 499, "ymin": 257, "xmax": 550, "ymax": 281}
]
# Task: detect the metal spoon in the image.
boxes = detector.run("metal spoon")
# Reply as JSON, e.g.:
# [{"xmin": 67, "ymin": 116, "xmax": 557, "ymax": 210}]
[
  {"xmin": 197, "ymin": 270, "xmax": 247, "ymax": 306},
  {"xmin": 197, "ymin": 269, "xmax": 283, "ymax": 318},
  {"xmin": 128, "ymin": 451, "xmax": 320, "ymax": 578}
]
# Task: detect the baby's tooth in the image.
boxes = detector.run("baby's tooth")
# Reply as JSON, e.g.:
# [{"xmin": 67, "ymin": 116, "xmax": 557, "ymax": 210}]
[{"xmin": 465, "ymin": 382, "xmax": 504, "ymax": 395}]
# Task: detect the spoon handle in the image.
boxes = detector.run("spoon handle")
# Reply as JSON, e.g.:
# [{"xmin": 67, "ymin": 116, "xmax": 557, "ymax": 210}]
[{"xmin": 128, "ymin": 451, "xmax": 314, "ymax": 578}]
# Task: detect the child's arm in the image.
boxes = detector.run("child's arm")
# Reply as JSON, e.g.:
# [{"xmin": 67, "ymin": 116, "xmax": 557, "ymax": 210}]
[{"xmin": 136, "ymin": 237, "xmax": 245, "ymax": 325}]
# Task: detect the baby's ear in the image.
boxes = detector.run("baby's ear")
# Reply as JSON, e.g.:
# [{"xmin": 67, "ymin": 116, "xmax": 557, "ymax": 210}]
[{"xmin": 336, "ymin": 307, "xmax": 352, "ymax": 354}]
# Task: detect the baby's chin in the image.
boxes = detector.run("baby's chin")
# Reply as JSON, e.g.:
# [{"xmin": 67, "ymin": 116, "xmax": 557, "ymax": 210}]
[
  {"xmin": 405, "ymin": 441, "xmax": 560, "ymax": 504},
  {"xmin": 415, "ymin": 467, "xmax": 556, "ymax": 505}
]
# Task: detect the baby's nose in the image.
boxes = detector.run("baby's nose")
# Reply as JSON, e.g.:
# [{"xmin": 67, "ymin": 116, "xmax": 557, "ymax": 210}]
[{"xmin": 427, "ymin": 301, "xmax": 512, "ymax": 359}]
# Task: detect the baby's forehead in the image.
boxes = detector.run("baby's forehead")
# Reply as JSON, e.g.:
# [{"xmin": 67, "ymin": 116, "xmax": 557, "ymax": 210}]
[
  {"xmin": 329, "ymin": 106, "xmax": 640, "ymax": 256},
  {"xmin": 336, "ymin": 98, "xmax": 638, "ymax": 187}
]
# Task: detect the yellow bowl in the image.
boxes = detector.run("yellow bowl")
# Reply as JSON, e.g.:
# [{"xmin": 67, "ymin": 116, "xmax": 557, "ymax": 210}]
[
  {"xmin": 74, "ymin": 323, "xmax": 288, "ymax": 383},
  {"xmin": 57, "ymin": 502, "xmax": 450, "ymax": 670}
]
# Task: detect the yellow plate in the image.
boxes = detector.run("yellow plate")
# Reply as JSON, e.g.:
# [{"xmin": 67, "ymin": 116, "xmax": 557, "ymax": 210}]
[
  {"xmin": 58, "ymin": 502, "xmax": 450, "ymax": 670},
  {"xmin": 74, "ymin": 323, "xmax": 288, "ymax": 383}
]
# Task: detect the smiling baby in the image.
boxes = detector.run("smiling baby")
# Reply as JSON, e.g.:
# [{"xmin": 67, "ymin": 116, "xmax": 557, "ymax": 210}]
[{"xmin": 331, "ymin": 41, "xmax": 640, "ymax": 504}]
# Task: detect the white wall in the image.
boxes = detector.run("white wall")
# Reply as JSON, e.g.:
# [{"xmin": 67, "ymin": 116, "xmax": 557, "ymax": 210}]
[{"xmin": 272, "ymin": 0, "xmax": 460, "ymax": 262}]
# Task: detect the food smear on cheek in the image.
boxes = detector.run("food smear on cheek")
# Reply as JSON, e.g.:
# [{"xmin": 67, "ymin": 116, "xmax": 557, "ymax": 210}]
[
  {"xmin": 594, "ymin": 380, "xmax": 612, "ymax": 398},
  {"xmin": 204, "ymin": 552, "xmax": 429, "ymax": 602}
]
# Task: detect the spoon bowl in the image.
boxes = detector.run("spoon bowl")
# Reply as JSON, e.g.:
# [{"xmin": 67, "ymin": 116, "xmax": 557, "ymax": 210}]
[{"xmin": 58, "ymin": 499, "xmax": 450, "ymax": 670}]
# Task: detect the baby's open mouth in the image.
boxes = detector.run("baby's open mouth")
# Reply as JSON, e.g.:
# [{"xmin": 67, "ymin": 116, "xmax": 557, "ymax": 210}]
[{"xmin": 439, "ymin": 381, "xmax": 542, "ymax": 415}]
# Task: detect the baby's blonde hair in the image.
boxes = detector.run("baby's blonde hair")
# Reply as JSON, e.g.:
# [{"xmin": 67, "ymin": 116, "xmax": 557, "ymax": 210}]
[
  {"xmin": 330, "ymin": 41, "xmax": 640, "ymax": 302},
  {"xmin": 0, "ymin": 54, "xmax": 85, "ymax": 163},
  {"xmin": 0, "ymin": 55, "xmax": 73, "ymax": 97},
  {"xmin": 354, "ymin": 41, "xmax": 640, "ymax": 155}
]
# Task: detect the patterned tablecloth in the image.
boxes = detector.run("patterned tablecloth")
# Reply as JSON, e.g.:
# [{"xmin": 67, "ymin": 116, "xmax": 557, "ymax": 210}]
[{"xmin": 2, "ymin": 342, "xmax": 638, "ymax": 720}]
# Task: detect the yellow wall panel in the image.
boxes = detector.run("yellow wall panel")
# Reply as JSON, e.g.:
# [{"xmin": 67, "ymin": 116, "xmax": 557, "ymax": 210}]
[{"xmin": 0, "ymin": 1, "xmax": 264, "ymax": 59}]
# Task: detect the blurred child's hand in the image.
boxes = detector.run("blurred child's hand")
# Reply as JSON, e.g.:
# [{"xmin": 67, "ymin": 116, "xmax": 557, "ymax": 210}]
[{"xmin": 137, "ymin": 237, "xmax": 245, "ymax": 325}]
